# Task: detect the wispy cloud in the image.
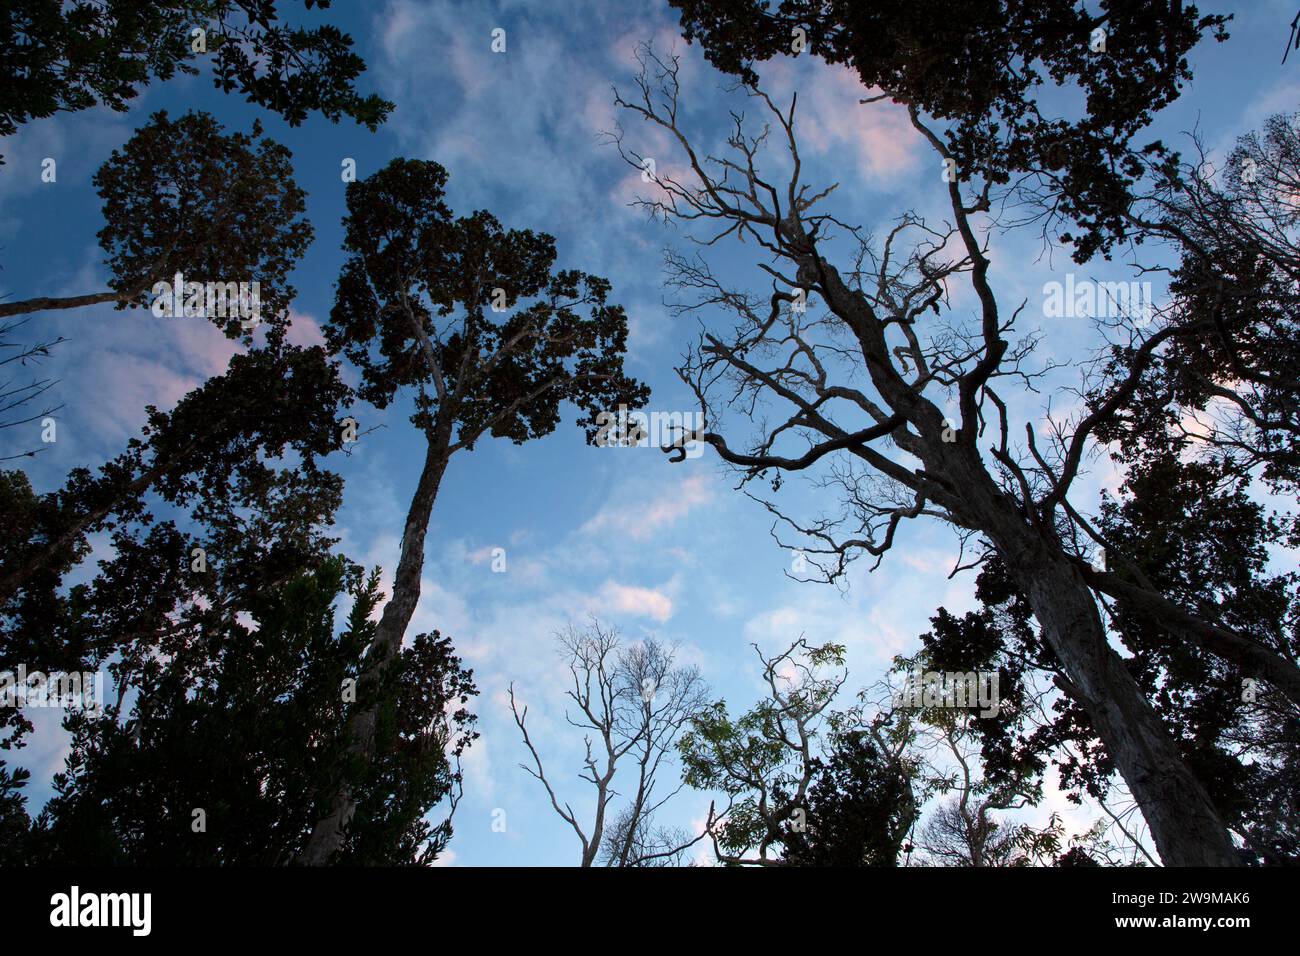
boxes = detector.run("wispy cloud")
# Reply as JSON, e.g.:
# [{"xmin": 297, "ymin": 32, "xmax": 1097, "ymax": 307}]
[{"xmin": 580, "ymin": 471, "xmax": 712, "ymax": 541}]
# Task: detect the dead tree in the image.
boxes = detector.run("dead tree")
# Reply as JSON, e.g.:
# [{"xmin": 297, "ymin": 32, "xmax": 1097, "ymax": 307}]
[
  {"xmin": 904, "ymin": 701, "xmax": 1052, "ymax": 868},
  {"xmin": 610, "ymin": 46, "xmax": 1243, "ymax": 865},
  {"xmin": 509, "ymin": 619, "xmax": 708, "ymax": 867},
  {"xmin": 0, "ymin": 316, "xmax": 64, "ymax": 462}
]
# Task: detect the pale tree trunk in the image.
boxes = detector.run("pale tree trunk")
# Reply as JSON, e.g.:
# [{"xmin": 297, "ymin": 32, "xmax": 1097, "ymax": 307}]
[
  {"xmin": 584, "ymin": 798, "xmax": 607, "ymax": 868},
  {"xmin": 912, "ymin": 438, "xmax": 1240, "ymax": 866},
  {"xmin": 298, "ymin": 421, "xmax": 453, "ymax": 864},
  {"xmin": 968, "ymin": 484, "xmax": 1241, "ymax": 865}
]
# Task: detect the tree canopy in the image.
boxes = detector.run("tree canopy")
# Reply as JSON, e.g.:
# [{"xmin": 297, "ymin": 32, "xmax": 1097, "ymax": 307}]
[{"xmin": 0, "ymin": 0, "xmax": 391, "ymax": 156}]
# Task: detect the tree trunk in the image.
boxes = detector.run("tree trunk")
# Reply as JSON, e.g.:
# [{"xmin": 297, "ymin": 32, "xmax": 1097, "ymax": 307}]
[
  {"xmin": 991, "ymin": 521, "xmax": 1241, "ymax": 865},
  {"xmin": 297, "ymin": 424, "xmax": 452, "ymax": 864},
  {"xmin": 814, "ymin": 246, "xmax": 1239, "ymax": 862}
]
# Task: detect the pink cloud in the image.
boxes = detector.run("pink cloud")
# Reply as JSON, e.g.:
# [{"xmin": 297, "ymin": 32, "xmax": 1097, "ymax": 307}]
[
  {"xmin": 762, "ymin": 60, "xmax": 921, "ymax": 181},
  {"xmin": 597, "ymin": 581, "xmax": 674, "ymax": 622},
  {"xmin": 582, "ymin": 473, "xmax": 712, "ymax": 541},
  {"xmin": 161, "ymin": 315, "xmax": 243, "ymax": 376},
  {"xmin": 76, "ymin": 351, "xmax": 202, "ymax": 444},
  {"xmin": 285, "ymin": 309, "xmax": 327, "ymax": 349}
]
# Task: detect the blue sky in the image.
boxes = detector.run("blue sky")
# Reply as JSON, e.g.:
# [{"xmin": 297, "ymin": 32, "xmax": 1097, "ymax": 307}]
[{"xmin": 2, "ymin": 0, "xmax": 1297, "ymax": 865}]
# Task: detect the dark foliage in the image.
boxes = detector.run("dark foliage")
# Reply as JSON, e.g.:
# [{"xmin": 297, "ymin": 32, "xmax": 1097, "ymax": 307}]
[
  {"xmin": 0, "ymin": 0, "xmax": 391, "ymax": 157},
  {"xmin": 669, "ymin": 0, "xmax": 1230, "ymax": 260}
]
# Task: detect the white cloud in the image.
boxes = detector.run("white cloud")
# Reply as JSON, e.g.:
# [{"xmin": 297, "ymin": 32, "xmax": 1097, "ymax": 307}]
[
  {"xmin": 581, "ymin": 472, "xmax": 712, "ymax": 541},
  {"xmin": 597, "ymin": 580, "xmax": 674, "ymax": 622}
]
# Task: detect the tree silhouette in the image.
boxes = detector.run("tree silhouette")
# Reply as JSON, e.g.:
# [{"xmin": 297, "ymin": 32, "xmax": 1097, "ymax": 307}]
[
  {"xmin": 509, "ymin": 621, "xmax": 709, "ymax": 867},
  {"xmin": 612, "ymin": 44, "xmax": 1239, "ymax": 864},
  {"xmin": 2, "ymin": 331, "xmax": 472, "ymax": 863},
  {"xmin": 781, "ymin": 729, "xmax": 915, "ymax": 867},
  {"xmin": 301, "ymin": 159, "xmax": 649, "ymax": 862},
  {"xmin": 669, "ymin": 0, "xmax": 1230, "ymax": 261},
  {"xmin": 15, "ymin": 544, "xmax": 474, "ymax": 863},
  {"xmin": 0, "ymin": 343, "xmax": 350, "ymax": 610},
  {"xmin": 0, "ymin": 0, "xmax": 391, "ymax": 162},
  {"xmin": 1, "ymin": 110, "xmax": 312, "ymax": 340}
]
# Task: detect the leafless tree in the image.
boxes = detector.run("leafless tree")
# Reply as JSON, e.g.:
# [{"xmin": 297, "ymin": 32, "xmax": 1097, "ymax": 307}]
[
  {"xmin": 919, "ymin": 800, "xmax": 1024, "ymax": 868},
  {"xmin": 607, "ymin": 44, "xmax": 1252, "ymax": 864},
  {"xmin": 509, "ymin": 619, "xmax": 709, "ymax": 867},
  {"xmin": 907, "ymin": 709, "xmax": 1049, "ymax": 868},
  {"xmin": 864, "ymin": 656, "xmax": 1144, "ymax": 867},
  {"xmin": 0, "ymin": 316, "xmax": 64, "ymax": 462},
  {"xmin": 598, "ymin": 804, "xmax": 694, "ymax": 867}
]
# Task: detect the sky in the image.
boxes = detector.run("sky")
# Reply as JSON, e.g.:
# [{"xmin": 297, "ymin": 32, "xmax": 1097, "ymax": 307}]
[{"xmin": 2, "ymin": 0, "xmax": 1297, "ymax": 866}]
